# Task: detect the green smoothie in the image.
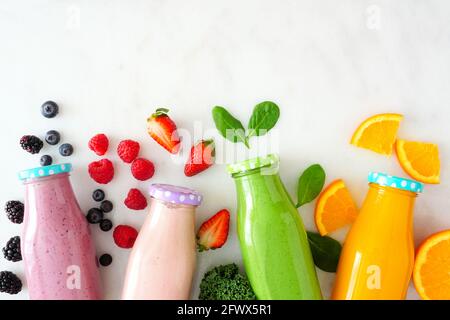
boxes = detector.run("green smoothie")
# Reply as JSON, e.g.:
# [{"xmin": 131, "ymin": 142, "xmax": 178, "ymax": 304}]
[{"xmin": 228, "ymin": 154, "xmax": 322, "ymax": 300}]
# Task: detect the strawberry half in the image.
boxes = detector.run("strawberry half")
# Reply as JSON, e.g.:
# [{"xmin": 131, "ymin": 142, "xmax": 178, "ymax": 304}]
[
  {"xmin": 197, "ymin": 209, "xmax": 230, "ymax": 252},
  {"xmin": 147, "ymin": 108, "xmax": 181, "ymax": 154},
  {"xmin": 184, "ymin": 139, "xmax": 215, "ymax": 177}
]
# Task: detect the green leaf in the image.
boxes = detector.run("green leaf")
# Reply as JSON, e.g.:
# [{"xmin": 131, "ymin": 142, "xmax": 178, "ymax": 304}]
[
  {"xmin": 212, "ymin": 106, "xmax": 249, "ymax": 148},
  {"xmin": 296, "ymin": 164, "xmax": 326, "ymax": 208},
  {"xmin": 247, "ymin": 101, "xmax": 280, "ymax": 138},
  {"xmin": 307, "ymin": 231, "xmax": 342, "ymax": 273}
]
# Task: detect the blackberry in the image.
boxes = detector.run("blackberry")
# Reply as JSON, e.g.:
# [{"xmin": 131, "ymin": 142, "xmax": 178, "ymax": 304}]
[
  {"xmin": 41, "ymin": 101, "xmax": 59, "ymax": 118},
  {"xmin": 2, "ymin": 236, "xmax": 21, "ymax": 262},
  {"xmin": 99, "ymin": 219, "xmax": 113, "ymax": 232},
  {"xmin": 45, "ymin": 130, "xmax": 61, "ymax": 145},
  {"xmin": 99, "ymin": 254, "xmax": 112, "ymax": 267},
  {"xmin": 40, "ymin": 155, "xmax": 53, "ymax": 166},
  {"xmin": 20, "ymin": 135, "xmax": 43, "ymax": 154},
  {"xmin": 0, "ymin": 271, "xmax": 22, "ymax": 295},
  {"xmin": 92, "ymin": 189, "xmax": 105, "ymax": 202},
  {"xmin": 59, "ymin": 143, "xmax": 74, "ymax": 157},
  {"xmin": 100, "ymin": 200, "xmax": 113, "ymax": 213},
  {"xmin": 86, "ymin": 208, "xmax": 103, "ymax": 224},
  {"xmin": 5, "ymin": 201, "xmax": 24, "ymax": 224}
]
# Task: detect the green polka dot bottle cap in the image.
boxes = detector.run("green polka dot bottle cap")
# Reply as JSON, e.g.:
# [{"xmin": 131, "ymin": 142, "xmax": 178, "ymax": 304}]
[
  {"xmin": 18, "ymin": 163, "xmax": 72, "ymax": 180},
  {"xmin": 368, "ymin": 172, "xmax": 424, "ymax": 193},
  {"xmin": 227, "ymin": 154, "xmax": 279, "ymax": 175}
]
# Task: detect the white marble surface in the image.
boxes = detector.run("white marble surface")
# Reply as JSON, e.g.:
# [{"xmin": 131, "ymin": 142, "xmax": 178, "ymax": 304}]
[{"xmin": 0, "ymin": 0, "xmax": 449, "ymax": 300}]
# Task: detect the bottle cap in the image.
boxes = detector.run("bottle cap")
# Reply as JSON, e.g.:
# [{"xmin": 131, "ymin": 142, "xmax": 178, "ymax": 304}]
[
  {"xmin": 369, "ymin": 172, "xmax": 424, "ymax": 193},
  {"xmin": 18, "ymin": 163, "xmax": 72, "ymax": 181},
  {"xmin": 149, "ymin": 183, "xmax": 203, "ymax": 206}
]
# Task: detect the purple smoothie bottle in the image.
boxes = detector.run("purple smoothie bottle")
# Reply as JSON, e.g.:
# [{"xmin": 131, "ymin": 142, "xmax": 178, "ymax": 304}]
[{"xmin": 18, "ymin": 163, "xmax": 102, "ymax": 300}]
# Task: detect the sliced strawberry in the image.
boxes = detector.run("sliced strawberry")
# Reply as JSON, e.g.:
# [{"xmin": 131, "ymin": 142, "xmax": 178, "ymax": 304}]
[
  {"xmin": 197, "ymin": 209, "xmax": 230, "ymax": 252},
  {"xmin": 184, "ymin": 139, "xmax": 215, "ymax": 177},
  {"xmin": 147, "ymin": 108, "xmax": 180, "ymax": 154}
]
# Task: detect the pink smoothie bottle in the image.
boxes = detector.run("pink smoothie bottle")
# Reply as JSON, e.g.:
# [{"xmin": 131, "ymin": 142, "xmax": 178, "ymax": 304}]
[
  {"xmin": 122, "ymin": 184, "xmax": 202, "ymax": 300},
  {"xmin": 18, "ymin": 163, "xmax": 102, "ymax": 300}
]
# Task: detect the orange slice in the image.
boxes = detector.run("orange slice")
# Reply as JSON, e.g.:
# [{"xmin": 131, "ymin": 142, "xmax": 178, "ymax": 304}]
[
  {"xmin": 413, "ymin": 230, "xmax": 450, "ymax": 300},
  {"xmin": 315, "ymin": 179, "xmax": 358, "ymax": 236},
  {"xmin": 396, "ymin": 139, "xmax": 440, "ymax": 184},
  {"xmin": 350, "ymin": 113, "xmax": 403, "ymax": 155}
]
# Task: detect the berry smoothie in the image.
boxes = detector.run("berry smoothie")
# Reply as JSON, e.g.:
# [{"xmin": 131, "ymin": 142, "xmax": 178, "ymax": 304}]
[
  {"xmin": 122, "ymin": 184, "xmax": 201, "ymax": 300},
  {"xmin": 19, "ymin": 164, "xmax": 102, "ymax": 300}
]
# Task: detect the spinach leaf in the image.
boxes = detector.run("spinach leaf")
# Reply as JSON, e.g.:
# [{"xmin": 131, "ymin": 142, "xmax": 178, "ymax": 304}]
[
  {"xmin": 247, "ymin": 101, "xmax": 280, "ymax": 139},
  {"xmin": 296, "ymin": 164, "xmax": 326, "ymax": 208},
  {"xmin": 212, "ymin": 106, "xmax": 249, "ymax": 148},
  {"xmin": 307, "ymin": 231, "xmax": 342, "ymax": 273}
]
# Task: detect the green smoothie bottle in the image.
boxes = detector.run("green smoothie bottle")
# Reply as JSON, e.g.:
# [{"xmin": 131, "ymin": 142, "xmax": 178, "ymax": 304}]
[{"xmin": 227, "ymin": 154, "xmax": 322, "ymax": 300}]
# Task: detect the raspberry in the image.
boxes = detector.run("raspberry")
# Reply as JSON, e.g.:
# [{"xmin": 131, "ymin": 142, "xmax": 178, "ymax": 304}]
[
  {"xmin": 88, "ymin": 159, "xmax": 114, "ymax": 184},
  {"xmin": 88, "ymin": 134, "xmax": 109, "ymax": 156},
  {"xmin": 113, "ymin": 225, "xmax": 138, "ymax": 249},
  {"xmin": 117, "ymin": 140, "xmax": 140, "ymax": 163},
  {"xmin": 131, "ymin": 158, "xmax": 155, "ymax": 181},
  {"xmin": 124, "ymin": 188, "xmax": 148, "ymax": 210}
]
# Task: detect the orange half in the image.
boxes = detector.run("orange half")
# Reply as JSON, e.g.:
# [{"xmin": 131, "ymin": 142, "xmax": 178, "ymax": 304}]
[
  {"xmin": 396, "ymin": 139, "xmax": 440, "ymax": 184},
  {"xmin": 413, "ymin": 230, "xmax": 450, "ymax": 300},
  {"xmin": 315, "ymin": 179, "xmax": 358, "ymax": 236},
  {"xmin": 351, "ymin": 113, "xmax": 403, "ymax": 155}
]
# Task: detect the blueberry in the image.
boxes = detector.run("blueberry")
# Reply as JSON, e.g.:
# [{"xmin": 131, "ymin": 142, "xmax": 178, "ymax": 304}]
[
  {"xmin": 40, "ymin": 155, "xmax": 53, "ymax": 166},
  {"xmin": 41, "ymin": 101, "xmax": 59, "ymax": 118},
  {"xmin": 45, "ymin": 130, "xmax": 61, "ymax": 145},
  {"xmin": 86, "ymin": 208, "xmax": 103, "ymax": 224},
  {"xmin": 92, "ymin": 189, "xmax": 105, "ymax": 202},
  {"xmin": 59, "ymin": 143, "xmax": 73, "ymax": 157},
  {"xmin": 99, "ymin": 219, "xmax": 113, "ymax": 232},
  {"xmin": 100, "ymin": 200, "xmax": 113, "ymax": 213},
  {"xmin": 99, "ymin": 254, "xmax": 112, "ymax": 267}
]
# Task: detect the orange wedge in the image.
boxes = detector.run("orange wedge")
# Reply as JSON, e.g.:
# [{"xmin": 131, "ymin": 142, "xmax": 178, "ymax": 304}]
[
  {"xmin": 315, "ymin": 179, "xmax": 358, "ymax": 236},
  {"xmin": 350, "ymin": 113, "xmax": 403, "ymax": 155},
  {"xmin": 396, "ymin": 139, "xmax": 440, "ymax": 184},
  {"xmin": 413, "ymin": 230, "xmax": 450, "ymax": 300}
]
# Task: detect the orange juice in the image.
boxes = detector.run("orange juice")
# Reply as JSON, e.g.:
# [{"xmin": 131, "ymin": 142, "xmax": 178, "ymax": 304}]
[{"xmin": 332, "ymin": 172, "xmax": 423, "ymax": 300}]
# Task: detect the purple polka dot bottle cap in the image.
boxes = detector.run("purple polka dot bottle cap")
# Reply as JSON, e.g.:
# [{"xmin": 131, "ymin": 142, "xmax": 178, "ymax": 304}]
[
  {"xmin": 18, "ymin": 163, "xmax": 72, "ymax": 180},
  {"xmin": 149, "ymin": 184, "xmax": 203, "ymax": 206}
]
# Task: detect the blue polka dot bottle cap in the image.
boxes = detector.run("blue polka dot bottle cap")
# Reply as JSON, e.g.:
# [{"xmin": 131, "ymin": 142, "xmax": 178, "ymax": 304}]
[
  {"xmin": 18, "ymin": 163, "xmax": 72, "ymax": 180},
  {"xmin": 368, "ymin": 172, "xmax": 424, "ymax": 193},
  {"xmin": 149, "ymin": 184, "xmax": 203, "ymax": 206},
  {"xmin": 227, "ymin": 154, "xmax": 279, "ymax": 175}
]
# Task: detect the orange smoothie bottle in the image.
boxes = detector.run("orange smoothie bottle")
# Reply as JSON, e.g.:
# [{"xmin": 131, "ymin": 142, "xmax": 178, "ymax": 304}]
[{"xmin": 332, "ymin": 172, "xmax": 423, "ymax": 300}]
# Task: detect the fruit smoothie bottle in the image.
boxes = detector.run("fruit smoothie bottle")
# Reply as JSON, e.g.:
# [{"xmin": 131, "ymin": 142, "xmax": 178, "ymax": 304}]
[
  {"xmin": 122, "ymin": 184, "xmax": 202, "ymax": 300},
  {"xmin": 227, "ymin": 154, "xmax": 322, "ymax": 300},
  {"xmin": 332, "ymin": 172, "xmax": 423, "ymax": 300},
  {"xmin": 18, "ymin": 164, "xmax": 102, "ymax": 300}
]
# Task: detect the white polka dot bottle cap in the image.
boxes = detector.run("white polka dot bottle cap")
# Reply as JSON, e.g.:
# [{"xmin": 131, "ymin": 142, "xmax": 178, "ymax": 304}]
[
  {"xmin": 227, "ymin": 154, "xmax": 279, "ymax": 175},
  {"xmin": 368, "ymin": 172, "xmax": 424, "ymax": 193},
  {"xmin": 18, "ymin": 163, "xmax": 72, "ymax": 180},
  {"xmin": 149, "ymin": 184, "xmax": 203, "ymax": 206}
]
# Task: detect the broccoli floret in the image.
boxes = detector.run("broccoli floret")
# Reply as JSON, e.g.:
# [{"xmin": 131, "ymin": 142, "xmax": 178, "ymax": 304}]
[{"xmin": 199, "ymin": 263, "xmax": 256, "ymax": 300}]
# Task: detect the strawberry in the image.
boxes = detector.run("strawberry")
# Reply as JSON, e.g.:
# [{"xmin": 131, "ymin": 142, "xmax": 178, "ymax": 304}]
[
  {"xmin": 184, "ymin": 139, "xmax": 215, "ymax": 177},
  {"xmin": 197, "ymin": 209, "xmax": 230, "ymax": 252},
  {"xmin": 147, "ymin": 108, "xmax": 180, "ymax": 154}
]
